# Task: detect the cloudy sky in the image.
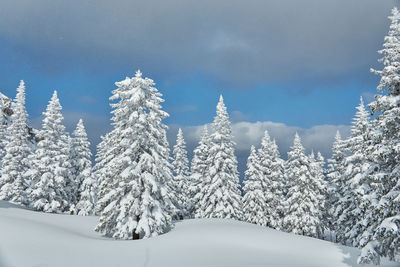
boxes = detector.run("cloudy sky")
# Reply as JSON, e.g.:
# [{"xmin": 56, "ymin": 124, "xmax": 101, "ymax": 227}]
[{"xmin": 0, "ymin": 0, "xmax": 397, "ymax": 178}]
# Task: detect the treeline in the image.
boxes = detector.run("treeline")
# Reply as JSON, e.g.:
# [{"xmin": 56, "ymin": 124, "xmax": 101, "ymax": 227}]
[{"xmin": 0, "ymin": 6, "xmax": 400, "ymax": 266}]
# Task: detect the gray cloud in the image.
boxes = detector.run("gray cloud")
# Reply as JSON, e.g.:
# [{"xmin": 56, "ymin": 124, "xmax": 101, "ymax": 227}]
[{"xmin": 0, "ymin": 0, "xmax": 396, "ymax": 88}]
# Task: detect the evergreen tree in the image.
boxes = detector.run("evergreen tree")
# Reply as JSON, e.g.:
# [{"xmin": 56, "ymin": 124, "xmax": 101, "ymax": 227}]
[
  {"xmin": 198, "ymin": 95, "xmax": 242, "ymax": 220},
  {"xmin": 358, "ymin": 7, "xmax": 400, "ymax": 264},
  {"xmin": 170, "ymin": 128, "xmax": 190, "ymax": 218},
  {"xmin": 337, "ymin": 97, "xmax": 372, "ymax": 247},
  {"xmin": 283, "ymin": 133, "xmax": 325, "ymax": 238},
  {"xmin": 257, "ymin": 130, "xmax": 285, "ymax": 229},
  {"xmin": 95, "ymin": 70, "xmax": 174, "ymax": 239},
  {"xmin": 72, "ymin": 119, "xmax": 95, "ymax": 216},
  {"xmin": 326, "ymin": 131, "xmax": 346, "ymax": 242},
  {"xmin": 27, "ymin": 91, "xmax": 72, "ymax": 213},
  {"xmin": 0, "ymin": 81, "xmax": 32, "ymax": 204},
  {"xmin": 190, "ymin": 125, "xmax": 211, "ymax": 218},
  {"xmin": 242, "ymin": 145, "xmax": 268, "ymax": 226}
]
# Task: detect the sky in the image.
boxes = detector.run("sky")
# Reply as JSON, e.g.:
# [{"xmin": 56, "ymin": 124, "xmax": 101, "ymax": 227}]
[{"xmin": 0, "ymin": 0, "xmax": 397, "ymax": 179}]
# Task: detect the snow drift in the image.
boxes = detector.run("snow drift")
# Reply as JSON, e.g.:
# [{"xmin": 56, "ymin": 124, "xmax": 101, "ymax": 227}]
[{"xmin": 0, "ymin": 201, "xmax": 398, "ymax": 267}]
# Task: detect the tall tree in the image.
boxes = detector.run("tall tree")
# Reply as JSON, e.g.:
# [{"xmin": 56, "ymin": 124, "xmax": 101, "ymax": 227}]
[
  {"xmin": 27, "ymin": 91, "xmax": 72, "ymax": 213},
  {"xmin": 72, "ymin": 119, "xmax": 95, "ymax": 216},
  {"xmin": 95, "ymin": 70, "xmax": 174, "ymax": 239},
  {"xmin": 0, "ymin": 81, "xmax": 32, "ymax": 204},
  {"xmin": 171, "ymin": 128, "xmax": 190, "ymax": 218},
  {"xmin": 326, "ymin": 131, "xmax": 346, "ymax": 242},
  {"xmin": 336, "ymin": 97, "xmax": 372, "ymax": 247},
  {"xmin": 358, "ymin": 7, "xmax": 400, "ymax": 264},
  {"xmin": 198, "ymin": 95, "xmax": 242, "ymax": 220},
  {"xmin": 257, "ymin": 130, "xmax": 285, "ymax": 229},
  {"xmin": 242, "ymin": 145, "xmax": 268, "ymax": 226},
  {"xmin": 190, "ymin": 125, "xmax": 211, "ymax": 218},
  {"xmin": 283, "ymin": 133, "xmax": 325, "ymax": 238}
]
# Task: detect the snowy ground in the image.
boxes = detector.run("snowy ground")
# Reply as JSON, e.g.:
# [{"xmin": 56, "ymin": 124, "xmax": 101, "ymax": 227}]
[{"xmin": 0, "ymin": 201, "xmax": 398, "ymax": 267}]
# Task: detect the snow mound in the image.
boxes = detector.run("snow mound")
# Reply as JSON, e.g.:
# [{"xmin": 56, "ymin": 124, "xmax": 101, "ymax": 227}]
[{"xmin": 0, "ymin": 201, "xmax": 397, "ymax": 267}]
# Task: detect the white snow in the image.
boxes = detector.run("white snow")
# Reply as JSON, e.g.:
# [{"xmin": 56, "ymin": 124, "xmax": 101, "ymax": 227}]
[{"xmin": 0, "ymin": 201, "xmax": 398, "ymax": 267}]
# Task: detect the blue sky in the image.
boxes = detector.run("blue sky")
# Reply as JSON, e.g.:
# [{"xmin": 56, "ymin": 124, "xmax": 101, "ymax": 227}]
[{"xmin": 0, "ymin": 0, "xmax": 397, "ymax": 177}]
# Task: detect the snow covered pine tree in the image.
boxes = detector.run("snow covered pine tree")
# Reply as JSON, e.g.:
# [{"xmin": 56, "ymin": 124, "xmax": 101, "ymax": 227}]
[
  {"xmin": 95, "ymin": 70, "xmax": 174, "ymax": 239},
  {"xmin": 190, "ymin": 125, "xmax": 211, "ymax": 218},
  {"xmin": 0, "ymin": 81, "xmax": 32, "ymax": 204},
  {"xmin": 283, "ymin": 133, "xmax": 325, "ymax": 239},
  {"xmin": 198, "ymin": 95, "xmax": 242, "ymax": 220},
  {"xmin": 171, "ymin": 128, "xmax": 191, "ymax": 218},
  {"xmin": 358, "ymin": 7, "xmax": 400, "ymax": 265},
  {"xmin": 72, "ymin": 119, "xmax": 96, "ymax": 216},
  {"xmin": 27, "ymin": 91, "xmax": 73, "ymax": 213}
]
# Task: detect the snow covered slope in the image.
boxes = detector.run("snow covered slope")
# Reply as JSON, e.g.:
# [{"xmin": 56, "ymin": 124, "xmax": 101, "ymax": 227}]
[{"xmin": 0, "ymin": 201, "xmax": 397, "ymax": 267}]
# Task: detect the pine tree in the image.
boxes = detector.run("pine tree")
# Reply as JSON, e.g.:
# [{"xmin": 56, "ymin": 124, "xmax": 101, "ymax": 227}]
[
  {"xmin": 283, "ymin": 133, "xmax": 325, "ymax": 238},
  {"xmin": 198, "ymin": 95, "xmax": 242, "ymax": 220},
  {"xmin": 336, "ymin": 97, "xmax": 372, "ymax": 247},
  {"xmin": 0, "ymin": 81, "xmax": 32, "ymax": 204},
  {"xmin": 358, "ymin": 7, "xmax": 400, "ymax": 264},
  {"xmin": 95, "ymin": 70, "xmax": 174, "ymax": 239},
  {"xmin": 27, "ymin": 91, "xmax": 72, "ymax": 213},
  {"xmin": 170, "ymin": 128, "xmax": 190, "ymax": 218},
  {"xmin": 326, "ymin": 131, "xmax": 346, "ymax": 242},
  {"xmin": 257, "ymin": 130, "xmax": 285, "ymax": 229},
  {"xmin": 72, "ymin": 119, "xmax": 95, "ymax": 216},
  {"xmin": 242, "ymin": 145, "xmax": 268, "ymax": 226},
  {"xmin": 190, "ymin": 125, "xmax": 212, "ymax": 218}
]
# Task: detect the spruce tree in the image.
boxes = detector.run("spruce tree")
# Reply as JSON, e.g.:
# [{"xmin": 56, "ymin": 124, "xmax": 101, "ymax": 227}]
[
  {"xmin": 283, "ymin": 133, "xmax": 325, "ymax": 238},
  {"xmin": 326, "ymin": 131, "xmax": 346, "ymax": 242},
  {"xmin": 170, "ymin": 128, "xmax": 190, "ymax": 218},
  {"xmin": 95, "ymin": 70, "xmax": 174, "ymax": 239},
  {"xmin": 0, "ymin": 81, "xmax": 32, "ymax": 204},
  {"xmin": 27, "ymin": 91, "xmax": 72, "ymax": 213},
  {"xmin": 337, "ymin": 97, "xmax": 372, "ymax": 247},
  {"xmin": 72, "ymin": 119, "xmax": 95, "ymax": 216},
  {"xmin": 242, "ymin": 145, "xmax": 268, "ymax": 226},
  {"xmin": 190, "ymin": 125, "xmax": 211, "ymax": 218},
  {"xmin": 257, "ymin": 130, "xmax": 285, "ymax": 229},
  {"xmin": 198, "ymin": 95, "xmax": 242, "ymax": 220},
  {"xmin": 358, "ymin": 7, "xmax": 400, "ymax": 264}
]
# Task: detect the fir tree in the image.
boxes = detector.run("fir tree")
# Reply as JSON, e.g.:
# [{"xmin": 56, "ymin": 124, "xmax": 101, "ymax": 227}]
[
  {"xmin": 257, "ymin": 130, "xmax": 285, "ymax": 229},
  {"xmin": 283, "ymin": 133, "xmax": 325, "ymax": 238},
  {"xmin": 72, "ymin": 119, "xmax": 95, "ymax": 216},
  {"xmin": 337, "ymin": 97, "xmax": 372, "ymax": 247},
  {"xmin": 27, "ymin": 91, "xmax": 72, "ymax": 213},
  {"xmin": 198, "ymin": 95, "xmax": 242, "ymax": 220},
  {"xmin": 359, "ymin": 7, "xmax": 400, "ymax": 264},
  {"xmin": 242, "ymin": 145, "xmax": 268, "ymax": 226},
  {"xmin": 95, "ymin": 70, "xmax": 174, "ymax": 239},
  {"xmin": 190, "ymin": 125, "xmax": 212, "ymax": 218},
  {"xmin": 0, "ymin": 81, "xmax": 32, "ymax": 204},
  {"xmin": 170, "ymin": 128, "xmax": 190, "ymax": 218},
  {"xmin": 326, "ymin": 131, "xmax": 346, "ymax": 242}
]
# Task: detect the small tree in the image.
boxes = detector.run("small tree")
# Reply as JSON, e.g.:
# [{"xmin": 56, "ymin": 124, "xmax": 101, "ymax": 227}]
[
  {"xmin": 170, "ymin": 128, "xmax": 190, "ymax": 218},
  {"xmin": 283, "ymin": 133, "xmax": 325, "ymax": 238},
  {"xmin": 326, "ymin": 130, "xmax": 345, "ymax": 241},
  {"xmin": 190, "ymin": 125, "xmax": 211, "ymax": 218},
  {"xmin": 242, "ymin": 146, "xmax": 268, "ymax": 226},
  {"xmin": 27, "ymin": 91, "xmax": 72, "ymax": 213},
  {"xmin": 72, "ymin": 119, "xmax": 95, "ymax": 216},
  {"xmin": 257, "ymin": 130, "xmax": 285, "ymax": 229},
  {"xmin": 0, "ymin": 81, "xmax": 32, "ymax": 204}
]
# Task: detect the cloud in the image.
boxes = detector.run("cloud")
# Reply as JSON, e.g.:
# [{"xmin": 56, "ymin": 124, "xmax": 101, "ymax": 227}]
[{"xmin": 0, "ymin": 0, "xmax": 395, "ymax": 88}]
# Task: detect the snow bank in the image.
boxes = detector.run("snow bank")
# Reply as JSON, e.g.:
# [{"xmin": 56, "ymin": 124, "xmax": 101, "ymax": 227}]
[{"xmin": 0, "ymin": 201, "xmax": 397, "ymax": 267}]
